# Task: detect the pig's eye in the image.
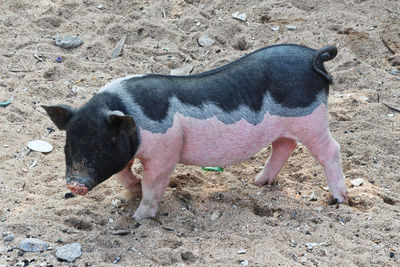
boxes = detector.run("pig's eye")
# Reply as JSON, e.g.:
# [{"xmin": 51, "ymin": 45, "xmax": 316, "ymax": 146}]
[{"xmin": 99, "ymin": 145, "xmax": 112, "ymax": 154}]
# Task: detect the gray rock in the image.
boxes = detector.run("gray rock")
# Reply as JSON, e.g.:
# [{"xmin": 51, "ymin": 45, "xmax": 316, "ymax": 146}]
[
  {"xmin": 391, "ymin": 68, "xmax": 398, "ymax": 75},
  {"xmin": 198, "ymin": 36, "xmax": 215, "ymax": 47},
  {"xmin": 55, "ymin": 243, "xmax": 82, "ymax": 262},
  {"xmin": 4, "ymin": 234, "xmax": 14, "ymax": 242},
  {"xmin": 240, "ymin": 260, "xmax": 249, "ymax": 266},
  {"xmin": 19, "ymin": 238, "xmax": 48, "ymax": 252},
  {"xmin": 54, "ymin": 35, "xmax": 83, "ymax": 49},
  {"xmin": 0, "ymin": 246, "xmax": 7, "ymax": 253}
]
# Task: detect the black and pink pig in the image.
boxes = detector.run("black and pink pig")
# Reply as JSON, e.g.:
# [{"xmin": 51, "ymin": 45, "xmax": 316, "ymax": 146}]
[{"xmin": 43, "ymin": 44, "xmax": 348, "ymax": 221}]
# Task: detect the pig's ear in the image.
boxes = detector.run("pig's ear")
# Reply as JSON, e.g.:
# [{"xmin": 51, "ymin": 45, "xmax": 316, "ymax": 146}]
[
  {"xmin": 41, "ymin": 105, "xmax": 74, "ymax": 130},
  {"xmin": 106, "ymin": 110, "xmax": 136, "ymax": 136}
]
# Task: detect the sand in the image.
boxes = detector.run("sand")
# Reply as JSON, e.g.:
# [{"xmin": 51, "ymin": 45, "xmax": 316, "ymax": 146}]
[{"xmin": 0, "ymin": 0, "xmax": 399, "ymax": 266}]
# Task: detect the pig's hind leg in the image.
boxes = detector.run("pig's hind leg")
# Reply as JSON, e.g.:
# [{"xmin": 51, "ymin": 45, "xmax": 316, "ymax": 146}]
[
  {"xmin": 301, "ymin": 129, "xmax": 348, "ymax": 203},
  {"xmin": 254, "ymin": 138, "xmax": 297, "ymax": 186},
  {"xmin": 114, "ymin": 159, "xmax": 142, "ymax": 193}
]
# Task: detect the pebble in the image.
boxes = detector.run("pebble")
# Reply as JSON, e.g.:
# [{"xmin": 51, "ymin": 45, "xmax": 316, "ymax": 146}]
[
  {"xmin": 306, "ymin": 242, "xmax": 319, "ymax": 251},
  {"xmin": 0, "ymin": 246, "xmax": 7, "ymax": 253},
  {"xmin": 112, "ymin": 199, "xmax": 122, "ymax": 208},
  {"xmin": 4, "ymin": 234, "xmax": 14, "ymax": 242},
  {"xmin": 27, "ymin": 140, "xmax": 53, "ymax": 153},
  {"xmin": 19, "ymin": 238, "xmax": 48, "ymax": 252},
  {"xmin": 97, "ymin": 5, "xmax": 104, "ymax": 9},
  {"xmin": 170, "ymin": 65, "xmax": 193, "ymax": 76},
  {"xmin": 388, "ymin": 113, "xmax": 394, "ymax": 118},
  {"xmin": 391, "ymin": 69, "xmax": 398, "ymax": 75},
  {"xmin": 350, "ymin": 178, "xmax": 365, "ymax": 187},
  {"xmin": 237, "ymin": 249, "xmax": 247, "ymax": 254},
  {"xmin": 198, "ymin": 36, "xmax": 215, "ymax": 47},
  {"xmin": 55, "ymin": 243, "xmax": 82, "ymax": 262},
  {"xmin": 309, "ymin": 192, "xmax": 317, "ymax": 201},
  {"xmin": 286, "ymin": 25, "xmax": 297, "ymax": 31},
  {"xmin": 240, "ymin": 260, "xmax": 249, "ymax": 265},
  {"xmin": 71, "ymin": 85, "xmax": 84, "ymax": 95},
  {"xmin": 232, "ymin": 12, "xmax": 247, "ymax": 22},
  {"xmin": 210, "ymin": 211, "xmax": 221, "ymax": 221},
  {"xmin": 54, "ymin": 35, "xmax": 83, "ymax": 49},
  {"xmin": 271, "ymin": 26, "xmax": 280, "ymax": 32}
]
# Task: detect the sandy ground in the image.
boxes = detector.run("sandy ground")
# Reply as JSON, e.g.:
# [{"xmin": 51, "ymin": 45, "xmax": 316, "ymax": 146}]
[{"xmin": 1, "ymin": 0, "xmax": 400, "ymax": 266}]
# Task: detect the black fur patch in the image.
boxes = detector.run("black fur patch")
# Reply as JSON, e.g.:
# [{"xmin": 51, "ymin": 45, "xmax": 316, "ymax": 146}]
[{"xmin": 122, "ymin": 44, "xmax": 331, "ymax": 122}]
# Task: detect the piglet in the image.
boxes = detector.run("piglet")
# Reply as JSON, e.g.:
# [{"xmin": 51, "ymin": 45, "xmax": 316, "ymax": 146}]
[{"xmin": 43, "ymin": 44, "xmax": 348, "ymax": 220}]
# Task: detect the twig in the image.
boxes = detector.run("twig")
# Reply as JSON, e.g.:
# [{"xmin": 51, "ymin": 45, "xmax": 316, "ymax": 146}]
[
  {"xmin": 381, "ymin": 36, "xmax": 395, "ymax": 55},
  {"xmin": 383, "ymin": 102, "xmax": 400, "ymax": 113}
]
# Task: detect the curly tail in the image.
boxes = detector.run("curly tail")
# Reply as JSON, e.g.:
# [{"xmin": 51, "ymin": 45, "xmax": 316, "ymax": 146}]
[{"xmin": 312, "ymin": 45, "xmax": 338, "ymax": 84}]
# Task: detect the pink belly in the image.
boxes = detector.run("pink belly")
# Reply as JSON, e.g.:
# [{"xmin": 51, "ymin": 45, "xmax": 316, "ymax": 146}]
[
  {"xmin": 135, "ymin": 104, "xmax": 328, "ymax": 167},
  {"xmin": 178, "ymin": 114, "xmax": 281, "ymax": 166}
]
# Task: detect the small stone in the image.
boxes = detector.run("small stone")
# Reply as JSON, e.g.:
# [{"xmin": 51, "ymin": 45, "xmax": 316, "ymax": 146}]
[
  {"xmin": 19, "ymin": 238, "xmax": 48, "ymax": 252},
  {"xmin": 388, "ymin": 113, "xmax": 394, "ymax": 118},
  {"xmin": 271, "ymin": 26, "xmax": 280, "ymax": 32},
  {"xmin": 210, "ymin": 211, "xmax": 221, "ymax": 221},
  {"xmin": 240, "ymin": 260, "xmax": 249, "ymax": 265},
  {"xmin": 350, "ymin": 178, "xmax": 365, "ymax": 187},
  {"xmin": 54, "ymin": 35, "xmax": 83, "ymax": 49},
  {"xmin": 390, "ymin": 252, "xmax": 395, "ymax": 258},
  {"xmin": 198, "ymin": 36, "xmax": 215, "ymax": 47},
  {"xmin": 0, "ymin": 246, "xmax": 7, "ymax": 253},
  {"xmin": 391, "ymin": 69, "xmax": 398, "ymax": 75},
  {"xmin": 286, "ymin": 25, "xmax": 297, "ymax": 31},
  {"xmin": 71, "ymin": 85, "xmax": 84, "ymax": 95},
  {"xmin": 112, "ymin": 199, "xmax": 122, "ymax": 208},
  {"xmin": 232, "ymin": 12, "xmax": 247, "ymax": 22},
  {"xmin": 237, "ymin": 249, "xmax": 247, "ymax": 254},
  {"xmin": 309, "ymin": 192, "xmax": 317, "ymax": 201},
  {"xmin": 64, "ymin": 192, "xmax": 75, "ymax": 199},
  {"xmin": 97, "ymin": 5, "xmax": 104, "ymax": 9},
  {"xmin": 170, "ymin": 65, "xmax": 193, "ymax": 76},
  {"xmin": 27, "ymin": 140, "xmax": 53, "ymax": 153},
  {"xmin": 181, "ymin": 251, "xmax": 196, "ymax": 262},
  {"xmin": 55, "ymin": 243, "xmax": 82, "ymax": 262},
  {"xmin": 4, "ymin": 234, "xmax": 14, "ymax": 242},
  {"xmin": 196, "ymin": 21, "xmax": 201, "ymax": 27},
  {"xmin": 306, "ymin": 243, "xmax": 319, "ymax": 251},
  {"xmin": 300, "ymin": 257, "xmax": 307, "ymax": 263}
]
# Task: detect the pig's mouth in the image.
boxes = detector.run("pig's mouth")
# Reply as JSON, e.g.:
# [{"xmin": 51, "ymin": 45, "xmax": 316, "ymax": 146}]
[
  {"xmin": 66, "ymin": 176, "xmax": 97, "ymax": 196},
  {"xmin": 67, "ymin": 181, "xmax": 89, "ymax": 195}
]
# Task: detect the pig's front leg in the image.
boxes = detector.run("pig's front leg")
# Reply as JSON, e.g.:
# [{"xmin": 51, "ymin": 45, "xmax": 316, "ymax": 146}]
[
  {"xmin": 114, "ymin": 159, "xmax": 142, "ymax": 193},
  {"xmin": 132, "ymin": 159, "xmax": 177, "ymax": 221},
  {"xmin": 254, "ymin": 138, "xmax": 297, "ymax": 186}
]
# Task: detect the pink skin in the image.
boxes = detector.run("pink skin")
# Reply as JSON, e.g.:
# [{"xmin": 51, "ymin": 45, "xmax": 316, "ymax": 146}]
[
  {"xmin": 127, "ymin": 103, "xmax": 347, "ymax": 220},
  {"xmin": 67, "ymin": 181, "xmax": 88, "ymax": 195},
  {"xmin": 113, "ymin": 159, "xmax": 142, "ymax": 193}
]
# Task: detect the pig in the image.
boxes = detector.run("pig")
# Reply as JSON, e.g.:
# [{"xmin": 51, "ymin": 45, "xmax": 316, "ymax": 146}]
[{"xmin": 42, "ymin": 44, "xmax": 348, "ymax": 221}]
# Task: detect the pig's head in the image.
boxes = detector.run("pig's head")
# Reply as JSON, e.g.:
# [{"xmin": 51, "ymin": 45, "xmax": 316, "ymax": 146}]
[{"xmin": 42, "ymin": 96, "xmax": 139, "ymax": 195}]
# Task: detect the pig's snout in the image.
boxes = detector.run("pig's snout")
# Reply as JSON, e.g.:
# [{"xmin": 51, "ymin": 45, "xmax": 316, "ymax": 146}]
[{"xmin": 67, "ymin": 181, "xmax": 89, "ymax": 195}]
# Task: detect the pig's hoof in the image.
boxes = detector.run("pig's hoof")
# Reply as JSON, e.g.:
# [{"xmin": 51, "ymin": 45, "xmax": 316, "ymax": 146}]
[
  {"xmin": 254, "ymin": 173, "xmax": 275, "ymax": 186},
  {"xmin": 132, "ymin": 211, "xmax": 152, "ymax": 221},
  {"xmin": 330, "ymin": 191, "xmax": 349, "ymax": 205}
]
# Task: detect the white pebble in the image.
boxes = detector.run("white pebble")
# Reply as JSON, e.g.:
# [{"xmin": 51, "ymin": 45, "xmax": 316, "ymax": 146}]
[
  {"xmin": 350, "ymin": 178, "xmax": 365, "ymax": 187},
  {"xmin": 232, "ymin": 12, "xmax": 247, "ymax": 22}
]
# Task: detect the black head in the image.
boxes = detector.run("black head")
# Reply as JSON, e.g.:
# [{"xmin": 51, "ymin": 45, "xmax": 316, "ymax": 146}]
[{"xmin": 42, "ymin": 97, "xmax": 138, "ymax": 194}]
